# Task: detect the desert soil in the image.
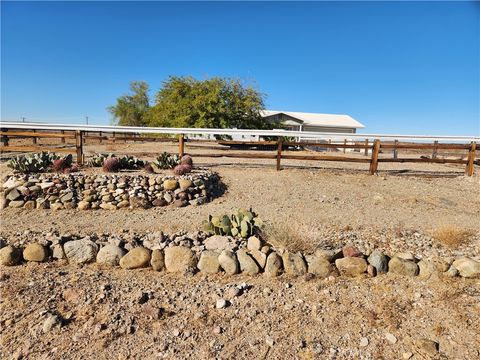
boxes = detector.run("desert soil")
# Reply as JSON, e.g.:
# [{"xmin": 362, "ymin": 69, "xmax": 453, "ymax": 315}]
[{"xmin": 1, "ymin": 140, "xmax": 479, "ymax": 359}]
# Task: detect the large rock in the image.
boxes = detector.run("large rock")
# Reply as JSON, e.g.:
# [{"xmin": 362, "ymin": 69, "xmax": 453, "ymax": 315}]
[
  {"xmin": 96, "ymin": 245, "xmax": 126, "ymax": 266},
  {"xmin": 335, "ymin": 257, "xmax": 368, "ymax": 277},
  {"xmin": 265, "ymin": 252, "xmax": 283, "ymax": 277},
  {"xmin": 237, "ymin": 249, "xmax": 260, "ymax": 275},
  {"xmin": 151, "ymin": 249, "xmax": 165, "ymax": 271},
  {"xmin": 247, "ymin": 236, "xmax": 262, "ymax": 251},
  {"xmin": 163, "ymin": 179, "xmax": 178, "ymax": 191},
  {"xmin": 282, "ymin": 252, "xmax": 307, "ymax": 276},
  {"xmin": 452, "ymin": 257, "xmax": 480, "ymax": 278},
  {"xmin": 178, "ymin": 179, "xmax": 192, "ymax": 190},
  {"xmin": 197, "ymin": 251, "xmax": 221, "ymax": 274},
  {"xmin": 418, "ymin": 257, "xmax": 450, "ymax": 279},
  {"xmin": 164, "ymin": 246, "xmax": 197, "ymax": 272},
  {"xmin": 0, "ymin": 245, "xmax": 21, "ymax": 266},
  {"xmin": 204, "ymin": 235, "xmax": 231, "ymax": 252},
  {"xmin": 218, "ymin": 250, "xmax": 239, "ymax": 275},
  {"xmin": 307, "ymin": 255, "xmax": 334, "ymax": 278},
  {"xmin": 64, "ymin": 240, "xmax": 98, "ymax": 264},
  {"xmin": 119, "ymin": 247, "xmax": 151, "ymax": 269},
  {"xmin": 23, "ymin": 243, "xmax": 48, "ymax": 262},
  {"xmin": 367, "ymin": 251, "xmax": 389, "ymax": 273},
  {"xmin": 250, "ymin": 249, "xmax": 267, "ymax": 269},
  {"xmin": 388, "ymin": 256, "xmax": 419, "ymax": 276}
]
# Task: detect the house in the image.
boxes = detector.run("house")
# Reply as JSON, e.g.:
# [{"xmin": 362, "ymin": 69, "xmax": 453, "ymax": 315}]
[{"xmin": 261, "ymin": 110, "xmax": 365, "ymax": 134}]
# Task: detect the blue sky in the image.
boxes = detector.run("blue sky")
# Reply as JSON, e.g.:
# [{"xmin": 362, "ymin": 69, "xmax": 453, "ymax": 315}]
[{"xmin": 1, "ymin": 1, "xmax": 479, "ymax": 135}]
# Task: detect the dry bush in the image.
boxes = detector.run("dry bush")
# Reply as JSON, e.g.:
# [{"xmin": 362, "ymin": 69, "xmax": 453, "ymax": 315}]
[
  {"xmin": 261, "ymin": 220, "xmax": 320, "ymax": 253},
  {"xmin": 433, "ymin": 226, "xmax": 473, "ymax": 248}
]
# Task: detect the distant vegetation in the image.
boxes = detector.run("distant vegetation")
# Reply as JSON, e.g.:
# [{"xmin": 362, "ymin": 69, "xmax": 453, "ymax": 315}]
[{"xmin": 108, "ymin": 77, "xmax": 272, "ymax": 130}]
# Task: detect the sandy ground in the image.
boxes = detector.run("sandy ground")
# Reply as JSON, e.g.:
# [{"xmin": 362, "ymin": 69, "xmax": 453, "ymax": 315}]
[{"xmin": 1, "ymin": 140, "xmax": 479, "ymax": 359}]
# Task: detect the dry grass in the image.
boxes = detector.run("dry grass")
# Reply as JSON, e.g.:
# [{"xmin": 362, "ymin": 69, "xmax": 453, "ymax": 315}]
[
  {"xmin": 262, "ymin": 219, "xmax": 320, "ymax": 253},
  {"xmin": 433, "ymin": 225, "xmax": 473, "ymax": 249}
]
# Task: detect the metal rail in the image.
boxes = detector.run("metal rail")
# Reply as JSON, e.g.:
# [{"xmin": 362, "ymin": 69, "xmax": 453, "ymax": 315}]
[{"xmin": 1, "ymin": 121, "xmax": 479, "ymax": 143}]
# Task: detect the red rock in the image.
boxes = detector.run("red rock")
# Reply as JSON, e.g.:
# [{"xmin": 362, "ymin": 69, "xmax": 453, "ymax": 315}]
[{"xmin": 342, "ymin": 246, "xmax": 363, "ymax": 258}]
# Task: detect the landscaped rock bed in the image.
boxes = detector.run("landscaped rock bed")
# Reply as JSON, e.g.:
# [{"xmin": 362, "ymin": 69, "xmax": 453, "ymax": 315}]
[
  {"xmin": 0, "ymin": 170, "xmax": 223, "ymax": 210},
  {"xmin": 1, "ymin": 230, "xmax": 478, "ymax": 279}
]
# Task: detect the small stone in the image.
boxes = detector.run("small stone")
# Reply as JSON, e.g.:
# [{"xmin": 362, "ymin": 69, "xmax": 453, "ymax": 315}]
[
  {"xmin": 367, "ymin": 251, "xmax": 389, "ymax": 273},
  {"xmin": 236, "ymin": 249, "xmax": 259, "ymax": 275},
  {"xmin": 265, "ymin": 336, "xmax": 275, "ymax": 347},
  {"xmin": 9, "ymin": 200, "xmax": 25, "ymax": 208},
  {"xmin": 444, "ymin": 265, "xmax": 459, "ymax": 277},
  {"xmin": 50, "ymin": 203, "xmax": 64, "ymax": 211},
  {"xmin": 307, "ymin": 255, "xmax": 333, "ymax": 278},
  {"xmin": 414, "ymin": 339, "xmax": 439, "ymax": 356},
  {"xmin": 335, "ymin": 257, "xmax": 367, "ymax": 277},
  {"xmin": 64, "ymin": 240, "xmax": 99, "ymax": 264},
  {"xmin": 213, "ymin": 325, "xmax": 222, "ymax": 334},
  {"xmin": 367, "ymin": 264, "xmax": 376, "ymax": 277},
  {"xmin": 96, "ymin": 245, "xmax": 126, "ymax": 266},
  {"xmin": 0, "ymin": 245, "xmax": 22, "ymax": 266},
  {"xmin": 249, "ymin": 249, "xmax": 267, "ymax": 269},
  {"xmin": 282, "ymin": 252, "xmax": 307, "ymax": 276},
  {"xmin": 218, "ymin": 250, "xmax": 239, "ymax": 275},
  {"xmin": 163, "ymin": 179, "xmax": 178, "ymax": 191},
  {"xmin": 173, "ymin": 199, "xmax": 187, "ymax": 207},
  {"xmin": 164, "ymin": 246, "xmax": 197, "ymax": 272},
  {"xmin": 402, "ymin": 352, "xmax": 413, "ymax": 359},
  {"xmin": 178, "ymin": 179, "xmax": 193, "ymax": 190},
  {"xmin": 197, "ymin": 251, "xmax": 221, "ymax": 274},
  {"xmin": 117, "ymin": 199, "xmax": 130, "ymax": 208},
  {"xmin": 52, "ymin": 244, "xmax": 65, "ymax": 260},
  {"xmin": 152, "ymin": 198, "xmax": 168, "ymax": 207},
  {"xmin": 388, "ymin": 257, "xmax": 419, "ymax": 276},
  {"xmin": 6, "ymin": 188, "xmax": 21, "ymax": 201},
  {"xmin": 151, "ymin": 249, "xmax": 165, "ymax": 271},
  {"xmin": 418, "ymin": 257, "xmax": 450, "ymax": 279},
  {"xmin": 342, "ymin": 246, "xmax": 362, "ymax": 257},
  {"xmin": 100, "ymin": 203, "xmax": 117, "ymax": 210},
  {"xmin": 77, "ymin": 201, "xmax": 90, "ymax": 210},
  {"xmin": 247, "ymin": 236, "xmax": 262, "ymax": 251},
  {"xmin": 119, "ymin": 247, "xmax": 151, "ymax": 269},
  {"xmin": 42, "ymin": 314, "xmax": 62, "ymax": 333},
  {"xmin": 216, "ymin": 298, "xmax": 228, "ymax": 309},
  {"xmin": 23, "ymin": 243, "xmax": 48, "ymax": 262},
  {"xmin": 264, "ymin": 252, "xmax": 283, "ymax": 277},
  {"xmin": 359, "ymin": 337, "xmax": 369, "ymax": 347},
  {"xmin": 23, "ymin": 200, "xmax": 36, "ymax": 210},
  {"xmin": 452, "ymin": 257, "xmax": 480, "ymax": 278},
  {"xmin": 385, "ymin": 333, "xmax": 397, "ymax": 344}
]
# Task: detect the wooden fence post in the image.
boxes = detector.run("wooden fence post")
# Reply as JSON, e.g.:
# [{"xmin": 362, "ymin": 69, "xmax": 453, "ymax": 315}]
[
  {"xmin": 112, "ymin": 132, "xmax": 116, "ymax": 144},
  {"xmin": 1, "ymin": 129, "xmax": 9, "ymax": 147},
  {"xmin": 178, "ymin": 134, "xmax": 185, "ymax": 156},
  {"xmin": 328, "ymin": 139, "xmax": 332, "ymax": 152},
  {"xmin": 432, "ymin": 140, "xmax": 438, "ymax": 159},
  {"xmin": 32, "ymin": 129, "xmax": 37, "ymax": 144},
  {"xmin": 369, "ymin": 139, "xmax": 381, "ymax": 175},
  {"xmin": 276, "ymin": 137, "xmax": 283, "ymax": 171},
  {"xmin": 465, "ymin": 142, "xmax": 476, "ymax": 176},
  {"xmin": 343, "ymin": 139, "xmax": 347, "ymax": 154},
  {"xmin": 393, "ymin": 140, "xmax": 398, "ymax": 159},
  {"xmin": 364, "ymin": 139, "xmax": 369, "ymax": 156},
  {"xmin": 99, "ymin": 131, "xmax": 102, "ymax": 144},
  {"xmin": 75, "ymin": 130, "xmax": 84, "ymax": 165},
  {"xmin": 61, "ymin": 130, "xmax": 66, "ymax": 144}
]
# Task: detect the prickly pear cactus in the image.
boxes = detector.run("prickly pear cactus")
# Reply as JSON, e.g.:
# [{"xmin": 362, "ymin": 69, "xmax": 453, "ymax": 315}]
[
  {"xmin": 202, "ymin": 208, "xmax": 263, "ymax": 238},
  {"xmin": 7, "ymin": 152, "xmax": 60, "ymax": 173}
]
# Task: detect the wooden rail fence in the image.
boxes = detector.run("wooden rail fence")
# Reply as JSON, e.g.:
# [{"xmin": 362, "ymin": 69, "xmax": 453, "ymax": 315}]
[{"xmin": 0, "ymin": 128, "xmax": 478, "ymax": 176}]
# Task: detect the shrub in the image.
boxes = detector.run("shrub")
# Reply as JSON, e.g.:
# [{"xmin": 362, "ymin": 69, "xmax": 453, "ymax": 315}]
[
  {"xmin": 172, "ymin": 164, "xmax": 192, "ymax": 175},
  {"xmin": 433, "ymin": 226, "xmax": 473, "ymax": 249},
  {"xmin": 103, "ymin": 157, "xmax": 120, "ymax": 172}
]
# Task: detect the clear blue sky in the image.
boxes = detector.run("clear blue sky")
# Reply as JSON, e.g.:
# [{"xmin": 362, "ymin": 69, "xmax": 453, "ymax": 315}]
[{"xmin": 1, "ymin": 1, "xmax": 479, "ymax": 135}]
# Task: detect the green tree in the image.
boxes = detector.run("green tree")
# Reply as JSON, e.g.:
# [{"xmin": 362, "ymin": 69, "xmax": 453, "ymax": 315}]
[
  {"xmin": 148, "ymin": 76, "xmax": 270, "ymax": 129},
  {"xmin": 107, "ymin": 81, "xmax": 151, "ymax": 126}
]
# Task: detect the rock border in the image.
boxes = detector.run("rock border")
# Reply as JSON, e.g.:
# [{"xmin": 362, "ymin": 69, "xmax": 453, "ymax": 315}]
[
  {"xmin": 1, "ymin": 234, "xmax": 478, "ymax": 279},
  {"xmin": 0, "ymin": 170, "xmax": 224, "ymax": 210}
]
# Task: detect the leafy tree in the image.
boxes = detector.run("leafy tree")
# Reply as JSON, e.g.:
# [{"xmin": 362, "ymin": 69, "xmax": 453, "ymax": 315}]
[
  {"xmin": 148, "ymin": 76, "xmax": 270, "ymax": 129},
  {"xmin": 107, "ymin": 81, "xmax": 151, "ymax": 126}
]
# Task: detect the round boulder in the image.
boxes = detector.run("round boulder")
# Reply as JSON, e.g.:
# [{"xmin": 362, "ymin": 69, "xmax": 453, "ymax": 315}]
[
  {"xmin": 0, "ymin": 245, "xmax": 22, "ymax": 266},
  {"xmin": 23, "ymin": 243, "xmax": 48, "ymax": 262},
  {"xmin": 119, "ymin": 247, "xmax": 151, "ymax": 269},
  {"xmin": 335, "ymin": 257, "xmax": 368, "ymax": 277},
  {"xmin": 64, "ymin": 239, "xmax": 99, "ymax": 264},
  {"xmin": 197, "ymin": 251, "xmax": 221, "ymax": 274},
  {"xmin": 218, "ymin": 250, "xmax": 239, "ymax": 275},
  {"xmin": 164, "ymin": 246, "xmax": 197, "ymax": 272},
  {"xmin": 96, "ymin": 245, "xmax": 126, "ymax": 266}
]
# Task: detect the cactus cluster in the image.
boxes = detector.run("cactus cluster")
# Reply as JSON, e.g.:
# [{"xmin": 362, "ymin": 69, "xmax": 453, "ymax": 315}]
[
  {"xmin": 7, "ymin": 152, "xmax": 60, "ymax": 173},
  {"xmin": 152, "ymin": 152, "xmax": 181, "ymax": 170},
  {"xmin": 203, "ymin": 208, "xmax": 263, "ymax": 238}
]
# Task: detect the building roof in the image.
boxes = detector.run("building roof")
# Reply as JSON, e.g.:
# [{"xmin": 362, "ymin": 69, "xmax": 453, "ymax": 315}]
[{"xmin": 261, "ymin": 110, "xmax": 365, "ymax": 129}]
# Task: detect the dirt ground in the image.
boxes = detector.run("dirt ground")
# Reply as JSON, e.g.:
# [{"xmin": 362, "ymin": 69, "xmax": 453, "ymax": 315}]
[{"xmin": 0, "ymin": 140, "xmax": 479, "ymax": 359}]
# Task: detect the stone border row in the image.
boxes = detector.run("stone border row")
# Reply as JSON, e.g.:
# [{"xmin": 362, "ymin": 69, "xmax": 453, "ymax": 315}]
[{"xmin": 1, "ymin": 238, "xmax": 479, "ymax": 279}]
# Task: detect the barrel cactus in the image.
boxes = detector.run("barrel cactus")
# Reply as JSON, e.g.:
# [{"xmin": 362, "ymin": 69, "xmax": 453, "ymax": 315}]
[
  {"xmin": 103, "ymin": 157, "xmax": 120, "ymax": 172},
  {"xmin": 203, "ymin": 208, "xmax": 263, "ymax": 238},
  {"xmin": 180, "ymin": 154, "xmax": 193, "ymax": 167},
  {"xmin": 52, "ymin": 154, "xmax": 73, "ymax": 172},
  {"xmin": 173, "ymin": 164, "xmax": 192, "ymax": 175}
]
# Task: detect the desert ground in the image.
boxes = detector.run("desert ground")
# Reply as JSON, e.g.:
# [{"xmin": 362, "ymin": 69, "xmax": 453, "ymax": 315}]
[{"xmin": 1, "ymin": 139, "xmax": 479, "ymax": 359}]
